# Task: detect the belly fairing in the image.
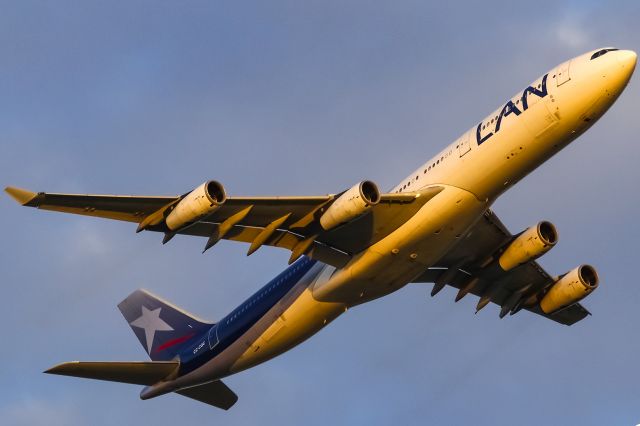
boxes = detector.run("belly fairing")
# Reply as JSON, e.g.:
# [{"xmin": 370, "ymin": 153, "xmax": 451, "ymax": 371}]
[{"xmin": 312, "ymin": 185, "xmax": 488, "ymax": 304}]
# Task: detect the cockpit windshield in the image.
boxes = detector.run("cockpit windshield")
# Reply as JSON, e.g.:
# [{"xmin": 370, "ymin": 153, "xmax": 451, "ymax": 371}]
[{"xmin": 591, "ymin": 48, "xmax": 619, "ymax": 60}]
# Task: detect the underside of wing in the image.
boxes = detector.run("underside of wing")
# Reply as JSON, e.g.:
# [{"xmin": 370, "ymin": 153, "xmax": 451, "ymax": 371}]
[
  {"xmin": 412, "ymin": 210, "xmax": 598, "ymax": 326},
  {"xmin": 5, "ymin": 182, "xmax": 443, "ymax": 268},
  {"xmin": 178, "ymin": 187, "xmax": 442, "ymax": 267}
]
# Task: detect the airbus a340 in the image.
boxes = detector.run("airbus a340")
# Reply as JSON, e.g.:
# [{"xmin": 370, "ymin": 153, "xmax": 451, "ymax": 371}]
[{"xmin": 6, "ymin": 47, "xmax": 636, "ymax": 409}]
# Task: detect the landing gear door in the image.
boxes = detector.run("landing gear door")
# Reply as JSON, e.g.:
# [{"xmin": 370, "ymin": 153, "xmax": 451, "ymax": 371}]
[
  {"xmin": 458, "ymin": 132, "xmax": 471, "ymax": 157},
  {"xmin": 556, "ymin": 60, "xmax": 571, "ymax": 86}
]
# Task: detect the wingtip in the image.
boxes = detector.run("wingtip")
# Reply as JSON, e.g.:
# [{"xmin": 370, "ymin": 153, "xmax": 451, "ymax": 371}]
[
  {"xmin": 43, "ymin": 366, "xmax": 57, "ymax": 374},
  {"xmin": 44, "ymin": 361, "xmax": 79, "ymax": 375},
  {"xmin": 5, "ymin": 186, "xmax": 38, "ymax": 206}
]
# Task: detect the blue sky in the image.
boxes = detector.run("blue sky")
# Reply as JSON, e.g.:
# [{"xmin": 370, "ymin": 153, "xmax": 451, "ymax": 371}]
[{"xmin": 2, "ymin": 1, "xmax": 640, "ymax": 425}]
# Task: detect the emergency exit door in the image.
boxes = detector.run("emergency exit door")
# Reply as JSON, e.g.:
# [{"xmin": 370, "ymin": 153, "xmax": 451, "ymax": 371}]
[{"xmin": 458, "ymin": 132, "xmax": 471, "ymax": 157}]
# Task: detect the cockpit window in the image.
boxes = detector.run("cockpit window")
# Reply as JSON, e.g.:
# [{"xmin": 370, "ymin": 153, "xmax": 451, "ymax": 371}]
[{"xmin": 590, "ymin": 48, "xmax": 619, "ymax": 60}]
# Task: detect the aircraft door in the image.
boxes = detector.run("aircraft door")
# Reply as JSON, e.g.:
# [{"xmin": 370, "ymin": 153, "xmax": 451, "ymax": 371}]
[
  {"xmin": 208, "ymin": 325, "xmax": 219, "ymax": 350},
  {"xmin": 458, "ymin": 132, "xmax": 471, "ymax": 157},
  {"xmin": 523, "ymin": 95, "xmax": 559, "ymax": 138},
  {"xmin": 556, "ymin": 60, "xmax": 571, "ymax": 86}
]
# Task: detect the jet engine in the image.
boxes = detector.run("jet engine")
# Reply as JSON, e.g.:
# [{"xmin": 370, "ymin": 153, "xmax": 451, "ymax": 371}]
[
  {"xmin": 498, "ymin": 221, "xmax": 558, "ymax": 271},
  {"xmin": 540, "ymin": 265, "xmax": 599, "ymax": 314},
  {"xmin": 320, "ymin": 180, "xmax": 380, "ymax": 230},
  {"xmin": 165, "ymin": 181, "xmax": 227, "ymax": 231}
]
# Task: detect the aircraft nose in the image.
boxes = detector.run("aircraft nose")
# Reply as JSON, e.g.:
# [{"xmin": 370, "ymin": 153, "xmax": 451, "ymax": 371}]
[
  {"xmin": 617, "ymin": 50, "xmax": 637, "ymax": 67},
  {"xmin": 616, "ymin": 49, "xmax": 637, "ymax": 72}
]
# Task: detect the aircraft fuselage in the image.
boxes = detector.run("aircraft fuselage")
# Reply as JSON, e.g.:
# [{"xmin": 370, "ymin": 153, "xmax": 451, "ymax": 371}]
[{"xmin": 141, "ymin": 48, "xmax": 637, "ymax": 400}]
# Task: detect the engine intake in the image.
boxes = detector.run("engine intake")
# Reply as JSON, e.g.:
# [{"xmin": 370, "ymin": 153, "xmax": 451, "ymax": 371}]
[
  {"xmin": 498, "ymin": 221, "xmax": 558, "ymax": 271},
  {"xmin": 320, "ymin": 180, "xmax": 380, "ymax": 230},
  {"xmin": 540, "ymin": 265, "xmax": 599, "ymax": 314},
  {"xmin": 165, "ymin": 181, "xmax": 227, "ymax": 231}
]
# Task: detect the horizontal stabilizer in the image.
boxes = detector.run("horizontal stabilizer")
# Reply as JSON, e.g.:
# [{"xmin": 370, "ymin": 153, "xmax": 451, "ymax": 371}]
[
  {"xmin": 44, "ymin": 361, "xmax": 179, "ymax": 386},
  {"xmin": 177, "ymin": 380, "xmax": 238, "ymax": 410}
]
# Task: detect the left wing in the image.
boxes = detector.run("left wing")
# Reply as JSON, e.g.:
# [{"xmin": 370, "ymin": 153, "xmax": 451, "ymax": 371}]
[
  {"xmin": 413, "ymin": 210, "xmax": 594, "ymax": 326},
  {"xmin": 5, "ymin": 183, "xmax": 443, "ymax": 268}
]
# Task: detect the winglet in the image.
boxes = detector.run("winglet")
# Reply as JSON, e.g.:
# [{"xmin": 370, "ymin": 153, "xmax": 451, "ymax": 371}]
[{"xmin": 4, "ymin": 186, "xmax": 38, "ymax": 206}]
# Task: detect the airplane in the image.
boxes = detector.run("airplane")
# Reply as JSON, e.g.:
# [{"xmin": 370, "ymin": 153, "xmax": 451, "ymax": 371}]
[{"xmin": 5, "ymin": 47, "xmax": 636, "ymax": 410}]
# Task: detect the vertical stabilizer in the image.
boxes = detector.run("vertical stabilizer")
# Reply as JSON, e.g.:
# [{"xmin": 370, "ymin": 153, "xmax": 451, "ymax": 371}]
[{"xmin": 118, "ymin": 289, "xmax": 212, "ymax": 361}]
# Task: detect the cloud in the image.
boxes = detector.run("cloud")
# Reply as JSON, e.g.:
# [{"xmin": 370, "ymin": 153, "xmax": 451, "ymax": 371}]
[
  {"xmin": 553, "ymin": 19, "xmax": 593, "ymax": 49},
  {"xmin": 62, "ymin": 222, "xmax": 114, "ymax": 264}
]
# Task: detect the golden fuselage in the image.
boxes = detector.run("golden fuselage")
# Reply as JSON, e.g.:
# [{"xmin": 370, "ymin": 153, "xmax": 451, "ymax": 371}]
[{"xmin": 176, "ymin": 48, "xmax": 637, "ymax": 385}]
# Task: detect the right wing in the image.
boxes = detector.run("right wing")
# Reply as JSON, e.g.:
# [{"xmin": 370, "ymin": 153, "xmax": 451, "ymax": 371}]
[
  {"xmin": 413, "ymin": 210, "xmax": 592, "ymax": 326},
  {"xmin": 6, "ymin": 184, "xmax": 443, "ymax": 268}
]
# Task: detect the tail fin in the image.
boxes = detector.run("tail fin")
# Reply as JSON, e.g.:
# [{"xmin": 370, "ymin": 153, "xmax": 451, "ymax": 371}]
[{"xmin": 118, "ymin": 289, "xmax": 212, "ymax": 361}]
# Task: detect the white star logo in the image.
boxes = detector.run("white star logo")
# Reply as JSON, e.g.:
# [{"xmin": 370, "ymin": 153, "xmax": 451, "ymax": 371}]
[{"xmin": 129, "ymin": 306, "xmax": 173, "ymax": 353}]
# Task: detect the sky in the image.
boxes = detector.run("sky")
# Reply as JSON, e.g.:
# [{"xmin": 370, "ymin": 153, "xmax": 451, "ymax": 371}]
[{"xmin": 2, "ymin": 1, "xmax": 640, "ymax": 425}]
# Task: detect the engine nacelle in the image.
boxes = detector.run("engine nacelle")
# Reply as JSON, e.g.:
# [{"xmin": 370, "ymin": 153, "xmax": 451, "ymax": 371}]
[
  {"xmin": 320, "ymin": 180, "xmax": 380, "ymax": 230},
  {"xmin": 165, "ymin": 181, "xmax": 227, "ymax": 231},
  {"xmin": 540, "ymin": 265, "xmax": 599, "ymax": 314},
  {"xmin": 498, "ymin": 221, "xmax": 558, "ymax": 271}
]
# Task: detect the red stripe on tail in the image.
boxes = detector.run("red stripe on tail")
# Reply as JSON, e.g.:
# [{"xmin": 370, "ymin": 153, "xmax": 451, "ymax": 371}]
[{"xmin": 155, "ymin": 333, "xmax": 196, "ymax": 353}]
